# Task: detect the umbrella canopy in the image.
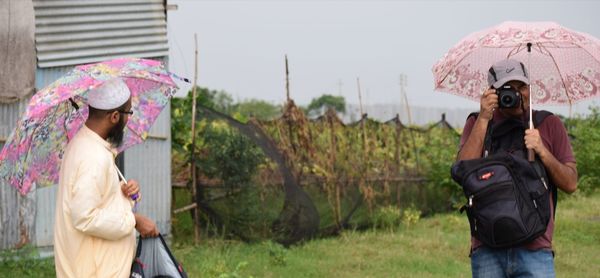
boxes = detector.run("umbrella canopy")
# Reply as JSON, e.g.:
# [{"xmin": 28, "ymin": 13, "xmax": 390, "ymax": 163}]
[
  {"xmin": 433, "ymin": 21, "xmax": 600, "ymax": 106},
  {"xmin": 0, "ymin": 58, "xmax": 178, "ymax": 195}
]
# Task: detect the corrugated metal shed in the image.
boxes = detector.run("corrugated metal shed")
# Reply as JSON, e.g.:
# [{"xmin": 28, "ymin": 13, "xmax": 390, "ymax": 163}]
[
  {"xmin": 34, "ymin": 0, "xmax": 168, "ymax": 68},
  {"xmin": 2, "ymin": 1, "xmax": 173, "ymax": 250}
]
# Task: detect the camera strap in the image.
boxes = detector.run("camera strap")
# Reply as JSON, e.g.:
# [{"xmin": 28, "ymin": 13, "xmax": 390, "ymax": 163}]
[{"xmin": 483, "ymin": 119, "xmax": 494, "ymax": 158}]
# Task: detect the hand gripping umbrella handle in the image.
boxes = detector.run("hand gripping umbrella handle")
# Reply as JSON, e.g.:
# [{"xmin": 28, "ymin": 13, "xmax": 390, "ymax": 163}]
[{"xmin": 115, "ymin": 166, "xmax": 139, "ymax": 201}]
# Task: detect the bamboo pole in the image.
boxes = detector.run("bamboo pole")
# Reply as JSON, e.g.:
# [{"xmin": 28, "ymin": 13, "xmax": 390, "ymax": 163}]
[
  {"xmin": 190, "ymin": 33, "xmax": 200, "ymax": 244},
  {"xmin": 285, "ymin": 55, "xmax": 291, "ymax": 102},
  {"xmin": 399, "ymin": 74, "xmax": 413, "ymax": 125},
  {"xmin": 356, "ymin": 77, "xmax": 372, "ymax": 211},
  {"xmin": 356, "ymin": 77, "xmax": 367, "ymax": 149},
  {"xmin": 327, "ymin": 110, "xmax": 341, "ymax": 226},
  {"xmin": 400, "ymin": 74, "xmax": 420, "ymax": 173},
  {"xmin": 284, "ymin": 55, "xmax": 297, "ymax": 154},
  {"xmin": 174, "ymin": 203, "xmax": 197, "ymax": 214}
]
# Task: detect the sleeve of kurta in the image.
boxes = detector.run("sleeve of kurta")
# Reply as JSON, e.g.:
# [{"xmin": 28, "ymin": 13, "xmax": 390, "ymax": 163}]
[{"xmin": 69, "ymin": 158, "xmax": 136, "ymax": 240}]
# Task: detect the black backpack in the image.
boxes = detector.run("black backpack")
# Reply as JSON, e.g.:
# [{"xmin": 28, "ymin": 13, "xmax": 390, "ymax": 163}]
[{"xmin": 451, "ymin": 111, "xmax": 556, "ymax": 248}]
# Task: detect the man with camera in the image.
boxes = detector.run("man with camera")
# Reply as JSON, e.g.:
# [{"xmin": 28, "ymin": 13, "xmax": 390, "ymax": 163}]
[{"xmin": 457, "ymin": 59, "xmax": 578, "ymax": 277}]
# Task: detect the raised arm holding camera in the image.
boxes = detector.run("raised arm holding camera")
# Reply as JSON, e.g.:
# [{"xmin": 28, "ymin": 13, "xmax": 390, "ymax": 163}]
[{"xmin": 455, "ymin": 59, "xmax": 578, "ymax": 277}]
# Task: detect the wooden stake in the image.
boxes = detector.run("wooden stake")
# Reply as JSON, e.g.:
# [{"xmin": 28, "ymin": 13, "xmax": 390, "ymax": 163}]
[
  {"xmin": 357, "ymin": 77, "xmax": 364, "ymax": 119},
  {"xmin": 399, "ymin": 74, "xmax": 413, "ymax": 125},
  {"xmin": 356, "ymin": 78, "xmax": 367, "ymax": 149},
  {"xmin": 356, "ymin": 77, "xmax": 371, "ymax": 211},
  {"xmin": 285, "ymin": 55, "xmax": 290, "ymax": 102},
  {"xmin": 399, "ymin": 74, "xmax": 420, "ymax": 173},
  {"xmin": 190, "ymin": 33, "xmax": 200, "ymax": 244}
]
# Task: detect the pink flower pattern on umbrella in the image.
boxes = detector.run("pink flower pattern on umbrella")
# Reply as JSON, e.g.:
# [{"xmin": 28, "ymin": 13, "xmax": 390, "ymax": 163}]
[
  {"xmin": 0, "ymin": 58, "xmax": 178, "ymax": 195},
  {"xmin": 433, "ymin": 21, "xmax": 600, "ymax": 106}
]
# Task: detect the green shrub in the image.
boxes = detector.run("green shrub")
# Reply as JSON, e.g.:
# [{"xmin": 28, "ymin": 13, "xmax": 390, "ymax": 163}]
[
  {"xmin": 567, "ymin": 106, "xmax": 600, "ymax": 194},
  {"xmin": 266, "ymin": 241, "xmax": 288, "ymax": 266},
  {"xmin": 373, "ymin": 205, "xmax": 401, "ymax": 231},
  {"xmin": 401, "ymin": 206, "xmax": 421, "ymax": 228},
  {"xmin": 420, "ymin": 128, "xmax": 462, "ymax": 209}
]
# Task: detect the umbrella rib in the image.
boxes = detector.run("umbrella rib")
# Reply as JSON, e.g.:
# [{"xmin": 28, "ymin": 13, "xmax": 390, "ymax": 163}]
[
  {"xmin": 564, "ymin": 40, "xmax": 600, "ymax": 71},
  {"xmin": 546, "ymin": 43, "xmax": 600, "ymax": 105},
  {"xmin": 127, "ymin": 124, "xmax": 144, "ymax": 139},
  {"xmin": 507, "ymin": 43, "xmax": 525, "ymax": 59},
  {"xmin": 537, "ymin": 43, "xmax": 573, "ymax": 107}
]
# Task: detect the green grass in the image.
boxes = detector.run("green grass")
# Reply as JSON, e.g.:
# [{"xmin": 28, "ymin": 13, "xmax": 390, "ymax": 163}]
[
  {"xmin": 171, "ymin": 191, "xmax": 600, "ymax": 277},
  {"xmin": 1, "ymin": 192, "xmax": 598, "ymax": 277}
]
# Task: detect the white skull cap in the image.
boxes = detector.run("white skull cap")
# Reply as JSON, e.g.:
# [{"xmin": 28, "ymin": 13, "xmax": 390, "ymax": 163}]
[{"xmin": 87, "ymin": 78, "xmax": 131, "ymax": 110}]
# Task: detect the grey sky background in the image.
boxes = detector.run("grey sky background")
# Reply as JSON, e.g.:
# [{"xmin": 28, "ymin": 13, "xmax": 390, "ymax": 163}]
[{"xmin": 166, "ymin": 0, "xmax": 600, "ymax": 115}]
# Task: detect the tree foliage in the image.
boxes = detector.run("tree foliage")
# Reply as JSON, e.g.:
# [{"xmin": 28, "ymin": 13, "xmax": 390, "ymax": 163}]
[
  {"xmin": 566, "ymin": 107, "xmax": 600, "ymax": 194},
  {"xmin": 306, "ymin": 94, "xmax": 346, "ymax": 117},
  {"xmin": 232, "ymin": 99, "xmax": 281, "ymax": 121}
]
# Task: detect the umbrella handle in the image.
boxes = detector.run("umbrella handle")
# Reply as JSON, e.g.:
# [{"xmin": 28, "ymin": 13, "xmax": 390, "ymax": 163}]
[
  {"xmin": 116, "ymin": 165, "xmax": 139, "ymax": 201},
  {"xmin": 528, "ymin": 119, "xmax": 535, "ymax": 162},
  {"xmin": 527, "ymin": 42, "xmax": 535, "ymax": 162},
  {"xmin": 528, "ymin": 148, "xmax": 535, "ymax": 162}
]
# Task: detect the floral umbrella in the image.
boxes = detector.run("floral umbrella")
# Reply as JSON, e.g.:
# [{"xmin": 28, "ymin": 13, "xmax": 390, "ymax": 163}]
[
  {"xmin": 0, "ymin": 58, "xmax": 179, "ymax": 195},
  {"xmin": 433, "ymin": 21, "xmax": 600, "ymax": 108}
]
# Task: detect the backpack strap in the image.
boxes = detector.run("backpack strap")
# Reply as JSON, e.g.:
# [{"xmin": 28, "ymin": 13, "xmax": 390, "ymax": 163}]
[
  {"xmin": 467, "ymin": 112, "xmax": 480, "ymax": 120},
  {"xmin": 533, "ymin": 110, "xmax": 553, "ymax": 127},
  {"xmin": 135, "ymin": 236, "xmax": 142, "ymax": 257},
  {"xmin": 530, "ymin": 110, "xmax": 558, "ymax": 215}
]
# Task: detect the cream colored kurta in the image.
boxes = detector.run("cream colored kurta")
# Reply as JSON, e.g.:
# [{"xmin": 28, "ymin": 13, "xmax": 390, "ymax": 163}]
[{"xmin": 54, "ymin": 125, "xmax": 136, "ymax": 278}]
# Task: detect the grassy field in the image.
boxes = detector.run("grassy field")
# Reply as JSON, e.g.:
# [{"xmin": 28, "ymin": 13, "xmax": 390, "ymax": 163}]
[{"xmin": 2, "ymin": 192, "xmax": 599, "ymax": 277}]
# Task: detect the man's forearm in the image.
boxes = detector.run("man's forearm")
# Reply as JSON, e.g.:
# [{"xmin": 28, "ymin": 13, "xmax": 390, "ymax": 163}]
[
  {"xmin": 538, "ymin": 149, "xmax": 578, "ymax": 193},
  {"xmin": 457, "ymin": 117, "xmax": 490, "ymax": 161}
]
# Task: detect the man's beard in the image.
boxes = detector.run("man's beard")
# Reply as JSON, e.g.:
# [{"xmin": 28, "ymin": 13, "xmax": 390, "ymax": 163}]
[{"xmin": 107, "ymin": 116, "xmax": 127, "ymax": 148}]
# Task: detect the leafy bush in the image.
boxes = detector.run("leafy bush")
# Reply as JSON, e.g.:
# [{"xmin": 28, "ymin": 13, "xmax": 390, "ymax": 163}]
[
  {"xmin": 567, "ymin": 106, "xmax": 600, "ymax": 194},
  {"xmin": 401, "ymin": 206, "xmax": 421, "ymax": 228},
  {"xmin": 420, "ymin": 127, "xmax": 462, "ymax": 209},
  {"xmin": 198, "ymin": 123, "xmax": 265, "ymax": 188},
  {"xmin": 266, "ymin": 241, "xmax": 288, "ymax": 266},
  {"xmin": 372, "ymin": 205, "xmax": 401, "ymax": 231}
]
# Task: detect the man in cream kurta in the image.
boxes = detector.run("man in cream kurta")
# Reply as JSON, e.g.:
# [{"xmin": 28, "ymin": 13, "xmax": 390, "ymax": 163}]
[
  {"xmin": 54, "ymin": 125, "xmax": 136, "ymax": 278},
  {"xmin": 54, "ymin": 78, "xmax": 158, "ymax": 278}
]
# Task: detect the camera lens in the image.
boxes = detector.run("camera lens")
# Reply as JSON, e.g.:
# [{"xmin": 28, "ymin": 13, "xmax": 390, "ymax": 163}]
[
  {"xmin": 496, "ymin": 85, "xmax": 520, "ymax": 108},
  {"xmin": 501, "ymin": 95, "xmax": 514, "ymax": 106}
]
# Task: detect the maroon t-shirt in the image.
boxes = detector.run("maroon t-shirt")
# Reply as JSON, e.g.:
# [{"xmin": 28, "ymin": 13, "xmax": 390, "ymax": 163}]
[{"xmin": 459, "ymin": 110, "xmax": 576, "ymax": 251}]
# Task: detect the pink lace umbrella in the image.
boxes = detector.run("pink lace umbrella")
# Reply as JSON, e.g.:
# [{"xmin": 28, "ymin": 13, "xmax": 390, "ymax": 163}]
[
  {"xmin": 433, "ymin": 21, "xmax": 600, "ymax": 113},
  {"xmin": 0, "ymin": 58, "xmax": 179, "ymax": 195}
]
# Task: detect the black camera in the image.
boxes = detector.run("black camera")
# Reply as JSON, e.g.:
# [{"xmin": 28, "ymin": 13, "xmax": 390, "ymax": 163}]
[{"xmin": 496, "ymin": 84, "xmax": 521, "ymax": 108}]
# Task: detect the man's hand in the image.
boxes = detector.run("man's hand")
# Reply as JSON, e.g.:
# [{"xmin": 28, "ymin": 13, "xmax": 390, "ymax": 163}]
[
  {"xmin": 524, "ymin": 128, "xmax": 548, "ymax": 156},
  {"xmin": 480, "ymin": 88, "xmax": 498, "ymax": 120},
  {"xmin": 134, "ymin": 214, "xmax": 159, "ymax": 238},
  {"xmin": 121, "ymin": 179, "xmax": 140, "ymax": 200}
]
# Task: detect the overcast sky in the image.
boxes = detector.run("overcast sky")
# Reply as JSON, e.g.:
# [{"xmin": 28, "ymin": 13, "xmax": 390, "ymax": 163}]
[{"xmin": 166, "ymin": 0, "xmax": 600, "ymax": 114}]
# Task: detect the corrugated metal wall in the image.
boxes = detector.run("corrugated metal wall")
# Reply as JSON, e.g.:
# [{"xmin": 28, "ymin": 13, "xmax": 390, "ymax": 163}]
[
  {"xmin": 0, "ymin": 98, "xmax": 35, "ymax": 250},
  {"xmin": 33, "ymin": 66, "xmax": 75, "ymax": 247},
  {"xmin": 33, "ymin": 0, "xmax": 168, "ymax": 68},
  {"xmin": 124, "ymin": 104, "xmax": 172, "ymax": 236},
  {"xmin": 1, "ymin": 0, "xmax": 173, "ymax": 249}
]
